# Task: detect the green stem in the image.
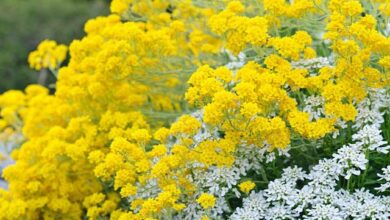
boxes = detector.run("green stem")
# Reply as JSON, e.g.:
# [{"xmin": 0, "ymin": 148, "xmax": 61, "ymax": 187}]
[
  {"xmin": 347, "ymin": 177, "xmax": 351, "ymax": 191},
  {"xmin": 360, "ymin": 150, "xmax": 370, "ymax": 187},
  {"xmin": 259, "ymin": 166, "xmax": 269, "ymax": 183}
]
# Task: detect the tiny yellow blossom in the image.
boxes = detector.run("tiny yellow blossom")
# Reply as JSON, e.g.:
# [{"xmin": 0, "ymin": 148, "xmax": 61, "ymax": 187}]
[
  {"xmin": 197, "ymin": 193, "xmax": 216, "ymax": 209},
  {"xmin": 239, "ymin": 180, "xmax": 256, "ymax": 194},
  {"xmin": 28, "ymin": 40, "xmax": 67, "ymax": 71},
  {"xmin": 170, "ymin": 115, "xmax": 201, "ymax": 135}
]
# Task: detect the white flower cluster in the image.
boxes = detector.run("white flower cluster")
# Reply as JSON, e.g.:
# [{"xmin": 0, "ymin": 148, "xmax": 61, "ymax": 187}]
[
  {"xmin": 377, "ymin": 166, "xmax": 390, "ymax": 192},
  {"xmin": 331, "ymin": 89, "xmax": 389, "ymax": 178},
  {"xmin": 231, "ymin": 89, "xmax": 390, "ymax": 219},
  {"xmin": 303, "ymin": 95, "xmax": 325, "ymax": 121},
  {"xmin": 385, "ymin": 22, "xmax": 390, "ymax": 36},
  {"xmin": 291, "ymin": 57, "xmax": 333, "ymax": 71},
  {"xmin": 224, "ymin": 49, "xmax": 246, "ymax": 71},
  {"xmin": 232, "ymin": 168, "xmax": 390, "ymax": 219}
]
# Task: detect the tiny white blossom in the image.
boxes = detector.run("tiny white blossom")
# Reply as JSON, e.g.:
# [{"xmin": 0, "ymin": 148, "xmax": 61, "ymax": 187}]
[
  {"xmin": 303, "ymin": 95, "xmax": 325, "ymax": 121},
  {"xmin": 291, "ymin": 57, "xmax": 333, "ymax": 71},
  {"xmin": 377, "ymin": 166, "xmax": 390, "ymax": 192},
  {"xmin": 304, "ymin": 204, "xmax": 344, "ymax": 220},
  {"xmin": 333, "ymin": 144, "xmax": 368, "ymax": 179}
]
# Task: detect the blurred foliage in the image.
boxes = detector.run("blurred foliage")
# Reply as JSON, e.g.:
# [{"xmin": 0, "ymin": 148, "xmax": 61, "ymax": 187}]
[{"xmin": 0, "ymin": 0, "xmax": 109, "ymax": 92}]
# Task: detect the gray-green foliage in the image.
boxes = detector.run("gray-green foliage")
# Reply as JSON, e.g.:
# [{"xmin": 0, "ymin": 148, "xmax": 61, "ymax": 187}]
[{"xmin": 0, "ymin": 0, "xmax": 108, "ymax": 92}]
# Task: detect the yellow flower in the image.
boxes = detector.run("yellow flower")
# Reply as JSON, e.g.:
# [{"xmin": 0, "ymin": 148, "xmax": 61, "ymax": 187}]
[
  {"xmin": 240, "ymin": 102, "xmax": 260, "ymax": 118},
  {"xmin": 341, "ymin": 1, "xmax": 363, "ymax": 17},
  {"xmin": 28, "ymin": 40, "xmax": 67, "ymax": 71},
  {"xmin": 153, "ymin": 127, "xmax": 170, "ymax": 142},
  {"xmin": 120, "ymin": 184, "xmax": 137, "ymax": 198},
  {"xmin": 379, "ymin": 56, "xmax": 390, "ymax": 68},
  {"xmin": 83, "ymin": 193, "xmax": 105, "ymax": 208},
  {"xmin": 201, "ymin": 216, "xmax": 210, "ymax": 220},
  {"xmin": 226, "ymin": 1, "xmax": 245, "ymax": 14},
  {"xmin": 197, "ymin": 193, "xmax": 216, "ymax": 209},
  {"xmin": 110, "ymin": 0, "xmax": 132, "ymax": 14},
  {"xmin": 239, "ymin": 180, "xmax": 256, "ymax": 194},
  {"xmin": 170, "ymin": 115, "xmax": 201, "ymax": 135}
]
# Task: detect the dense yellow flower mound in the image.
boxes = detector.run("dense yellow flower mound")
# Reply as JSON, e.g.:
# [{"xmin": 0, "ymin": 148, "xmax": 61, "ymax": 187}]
[{"xmin": 0, "ymin": 0, "xmax": 389, "ymax": 219}]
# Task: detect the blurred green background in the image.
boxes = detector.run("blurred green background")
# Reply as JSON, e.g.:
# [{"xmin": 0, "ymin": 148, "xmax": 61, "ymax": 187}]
[{"xmin": 0, "ymin": 0, "xmax": 109, "ymax": 93}]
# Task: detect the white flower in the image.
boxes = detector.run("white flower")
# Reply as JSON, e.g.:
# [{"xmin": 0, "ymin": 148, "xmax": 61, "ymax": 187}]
[
  {"xmin": 230, "ymin": 192, "xmax": 268, "ymax": 220},
  {"xmin": 289, "ymin": 185, "xmax": 314, "ymax": 213},
  {"xmin": 266, "ymin": 202, "xmax": 298, "ymax": 220},
  {"xmin": 265, "ymin": 152, "xmax": 276, "ymax": 163},
  {"xmin": 332, "ymin": 119, "xmax": 348, "ymax": 138},
  {"xmin": 308, "ymin": 159, "xmax": 341, "ymax": 188},
  {"xmin": 291, "ymin": 57, "xmax": 333, "ymax": 71},
  {"xmin": 352, "ymin": 125, "xmax": 390, "ymax": 154},
  {"xmin": 180, "ymin": 202, "xmax": 202, "ymax": 220},
  {"xmin": 303, "ymin": 95, "xmax": 325, "ymax": 121},
  {"xmin": 376, "ymin": 166, "xmax": 390, "ymax": 192},
  {"xmin": 304, "ymin": 204, "xmax": 344, "ymax": 220},
  {"xmin": 333, "ymin": 144, "xmax": 368, "ymax": 179},
  {"xmin": 385, "ymin": 22, "xmax": 390, "ymax": 36},
  {"xmin": 225, "ymin": 49, "xmax": 246, "ymax": 70},
  {"xmin": 230, "ymin": 208, "xmax": 261, "ymax": 220},
  {"xmin": 280, "ymin": 166, "xmax": 306, "ymax": 183},
  {"xmin": 265, "ymin": 179, "xmax": 296, "ymax": 202}
]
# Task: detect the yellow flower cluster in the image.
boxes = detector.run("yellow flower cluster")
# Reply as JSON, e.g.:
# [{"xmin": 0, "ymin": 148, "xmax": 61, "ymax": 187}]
[
  {"xmin": 209, "ymin": 1, "xmax": 269, "ymax": 54},
  {"xmin": 196, "ymin": 193, "xmax": 216, "ymax": 209},
  {"xmin": 322, "ymin": 0, "xmax": 390, "ymax": 120},
  {"xmin": 0, "ymin": 0, "xmax": 227, "ymax": 219},
  {"xmin": 269, "ymin": 31, "xmax": 315, "ymax": 60},
  {"xmin": 28, "ymin": 40, "xmax": 67, "ymax": 71},
  {"xmin": 0, "ymin": 0, "xmax": 289, "ymax": 208},
  {"xmin": 0, "ymin": 85, "xmax": 49, "ymax": 149},
  {"xmin": 186, "ymin": 57, "xmax": 337, "ymax": 146},
  {"xmin": 186, "ymin": 59, "xmax": 333, "ymax": 144},
  {"xmin": 377, "ymin": 1, "xmax": 390, "ymax": 17},
  {"xmin": 186, "ymin": 0, "xmax": 389, "ymax": 144},
  {"xmin": 239, "ymin": 180, "xmax": 256, "ymax": 194},
  {"xmin": 263, "ymin": 0, "xmax": 317, "ymax": 18},
  {"xmin": 110, "ymin": 0, "xmax": 132, "ymax": 15}
]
